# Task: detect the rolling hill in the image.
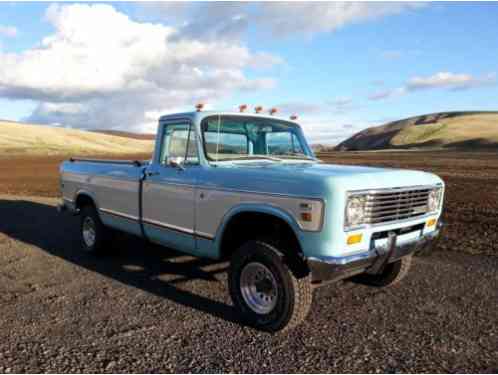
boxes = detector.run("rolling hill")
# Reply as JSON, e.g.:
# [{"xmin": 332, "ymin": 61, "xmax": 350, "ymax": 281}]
[
  {"xmin": 0, "ymin": 121, "xmax": 155, "ymax": 156},
  {"xmin": 335, "ymin": 111, "xmax": 498, "ymax": 151},
  {"xmin": 90, "ymin": 129, "xmax": 156, "ymax": 140}
]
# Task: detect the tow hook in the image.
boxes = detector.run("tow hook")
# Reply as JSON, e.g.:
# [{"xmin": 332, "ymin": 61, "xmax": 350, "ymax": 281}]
[{"xmin": 368, "ymin": 232, "xmax": 397, "ymax": 275}]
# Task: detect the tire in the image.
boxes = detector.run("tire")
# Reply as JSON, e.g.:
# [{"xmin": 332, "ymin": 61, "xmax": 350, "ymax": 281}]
[
  {"xmin": 354, "ymin": 255, "xmax": 413, "ymax": 287},
  {"xmin": 228, "ymin": 240, "xmax": 312, "ymax": 332},
  {"xmin": 80, "ymin": 205, "xmax": 109, "ymax": 254}
]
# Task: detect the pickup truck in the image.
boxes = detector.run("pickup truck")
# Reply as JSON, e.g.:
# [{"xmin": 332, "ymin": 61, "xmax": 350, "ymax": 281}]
[{"xmin": 59, "ymin": 109, "xmax": 444, "ymax": 332}]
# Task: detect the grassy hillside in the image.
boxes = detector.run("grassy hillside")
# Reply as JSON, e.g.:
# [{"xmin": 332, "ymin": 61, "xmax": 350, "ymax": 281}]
[
  {"xmin": 335, "ymin": 111, "xmax": 498, "ymax": 151},
  {"xmin": 0, "ymin": 121, "xmax": 155, "ymax": 156},
  {"xmin": 90, "ymin": 129, "xmax": 156, "ymax": 140}
]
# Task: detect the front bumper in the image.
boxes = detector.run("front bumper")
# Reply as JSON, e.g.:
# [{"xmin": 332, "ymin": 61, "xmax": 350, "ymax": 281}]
[{"xmin": 307, "ymin": 221, "xmax": 444, "ymax": 283}]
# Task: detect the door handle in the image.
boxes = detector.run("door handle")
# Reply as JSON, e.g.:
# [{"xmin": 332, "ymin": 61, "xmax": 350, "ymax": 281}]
[{"xmin": 146, "ymin": 171, "xmax": 160, "ymax": 177}]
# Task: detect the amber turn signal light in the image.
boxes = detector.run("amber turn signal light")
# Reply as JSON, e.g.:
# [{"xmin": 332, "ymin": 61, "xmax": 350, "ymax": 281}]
[
  {"xmin": 300, "ymin": 212, "xmax": 312, "ymax": 222},
  {"xmin": 426, "ymin": 218, "xmax": 437, "ymax": 227},
  {"xmin": 347, "ymin": 233, "xmax": 363, "ymax": 245}
]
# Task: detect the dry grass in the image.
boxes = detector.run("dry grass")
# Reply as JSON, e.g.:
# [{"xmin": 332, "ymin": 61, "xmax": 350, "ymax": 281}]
[
  {"xmin": 0, "ymin": 121, "xmax": 154, "ymax": 156},
  {"xmin": 336, "ymin": 111, "xmax": 498, "ymax": 150},
  {"xmin": 392, "ymin": 113, "xmax": 498, "ymax": 146}
]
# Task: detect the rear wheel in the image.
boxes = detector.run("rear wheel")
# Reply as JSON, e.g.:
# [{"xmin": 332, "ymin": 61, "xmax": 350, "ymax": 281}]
[
  {"xmin": 228, "ymin": 240, "xmax": 312, "ymax": 332},
  {"xmin": 80, "ymin": 205, "xmax": 109, "ymax": 254}
]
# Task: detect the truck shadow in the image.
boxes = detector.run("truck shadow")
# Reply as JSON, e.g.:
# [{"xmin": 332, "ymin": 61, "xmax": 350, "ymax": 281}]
[{"xmin": 0, "ymin": 199, "xmax": 246, "ymax": 327}]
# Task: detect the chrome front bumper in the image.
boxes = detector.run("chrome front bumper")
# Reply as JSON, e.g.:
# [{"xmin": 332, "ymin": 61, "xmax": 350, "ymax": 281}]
[{"xmin": 307, "ymin": 222, "xmax": 444, "ymax": 283}]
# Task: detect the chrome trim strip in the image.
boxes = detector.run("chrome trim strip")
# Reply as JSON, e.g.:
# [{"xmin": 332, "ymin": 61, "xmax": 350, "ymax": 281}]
[
  {"xmin": 142, "ymin": 218, "xmax": 195, "ymax": 236},
  {"xmin": 63, "ymin": 197, "xmax": 74, "ymax": 203},
  {"xmin": 347, "ymin": 183, "xmax": 442, "ymax": 196},
  {"xmin": 100, "ymin": 208, "xmax": 139, "ymax": 221},
  {"xmin": 200, "ymin": 186, "xmax": 324, "ymax": 202},
  {"xmin": 144, "ymin": 181, "xmax": 196, "ymax": 189},
  {"xmin": 195, "ymin": 230, "xmax": 215, "ymax": 240}
]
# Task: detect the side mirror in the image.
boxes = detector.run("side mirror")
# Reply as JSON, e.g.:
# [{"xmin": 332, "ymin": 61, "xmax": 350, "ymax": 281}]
[{"xmin": 168, "ymin": 157, "xmax": 185, "ymax": 171}]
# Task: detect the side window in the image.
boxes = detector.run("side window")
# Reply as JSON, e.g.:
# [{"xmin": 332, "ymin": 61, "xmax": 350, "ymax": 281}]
[{"xmin": 160, "ymin": 123, "xmax": 199, "ymax": 165}]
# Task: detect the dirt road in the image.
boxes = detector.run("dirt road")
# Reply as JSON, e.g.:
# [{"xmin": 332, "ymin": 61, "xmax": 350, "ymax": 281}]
[
  {"xmin": 1, "ymin": 151, "xmax": 498, "ymax": 372},
  {"xmin": 1, "ymin": 194, "xmax": 497, "ymax": 373}
]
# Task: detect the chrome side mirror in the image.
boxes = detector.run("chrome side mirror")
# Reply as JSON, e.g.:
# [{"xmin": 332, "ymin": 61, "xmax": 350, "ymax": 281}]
[{"xmin": 168, "ymin": 157, "xmax": 185, "ymax": 171}]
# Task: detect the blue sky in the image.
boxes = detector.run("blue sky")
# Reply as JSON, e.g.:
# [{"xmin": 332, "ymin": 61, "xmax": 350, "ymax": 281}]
[{"xmin": 0, "ymin": 2, "xmax": 497, "ymax": 144}]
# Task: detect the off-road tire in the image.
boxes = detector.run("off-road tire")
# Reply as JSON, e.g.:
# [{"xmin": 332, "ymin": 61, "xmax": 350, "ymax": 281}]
[
  {"xmin": 355, "ymin": 255, "xmax": 413, "ymax": 287},
  {"xmin": 228, "ymin": 240, "xmax": 312, "ymax": 332},
  {"xmin": 80, "ymin": 205, "xmax": 109, "ymax": 254}
]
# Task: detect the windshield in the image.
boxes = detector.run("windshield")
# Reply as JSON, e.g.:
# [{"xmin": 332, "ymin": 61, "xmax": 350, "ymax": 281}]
[{"xmin": 201, "ymin": 115, "xmax": 313, "ymax": 162}]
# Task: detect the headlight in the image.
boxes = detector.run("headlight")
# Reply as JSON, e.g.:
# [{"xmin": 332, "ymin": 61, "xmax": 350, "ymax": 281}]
[
  {"xmin": 345, "ymin": 194, "xmax": 367, "ymax": 229},
  {"xmin": 428, "ymin": 188, "xmax": 442, "ymax": 212}
]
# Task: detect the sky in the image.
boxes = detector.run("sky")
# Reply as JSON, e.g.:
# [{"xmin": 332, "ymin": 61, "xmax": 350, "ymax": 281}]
[{"xmin": 0, "ymin": 2, "xmax": 497, "ymax": 145}]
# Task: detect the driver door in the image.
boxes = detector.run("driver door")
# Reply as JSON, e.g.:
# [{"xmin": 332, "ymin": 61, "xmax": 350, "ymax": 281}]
[{"xmin": 142, "ymin": 120, "xmax": 199, "ymax": 253}]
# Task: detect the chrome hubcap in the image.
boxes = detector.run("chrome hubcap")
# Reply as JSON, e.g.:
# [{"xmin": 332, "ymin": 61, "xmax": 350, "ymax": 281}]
[
  {"xmin": 240, "ymin": 262, "xmax": 278, "ymax": 314},
  {"xmin": 82, "ymin": 217, "xmax": 96, "ymax": 248}
]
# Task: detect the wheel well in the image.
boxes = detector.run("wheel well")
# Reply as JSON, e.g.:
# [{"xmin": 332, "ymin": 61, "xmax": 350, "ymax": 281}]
[
  {"xmin": 75, "ymin": 194, "xmax": 95, "ymax": 211},
  {"xmin": 220, "ymin": 211, "xmax": 303, "ymax": 261}
]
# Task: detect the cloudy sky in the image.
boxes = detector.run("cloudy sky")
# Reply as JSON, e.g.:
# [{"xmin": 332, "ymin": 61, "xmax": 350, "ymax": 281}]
[{"xmin": 0, "ymin": 2, "xmax": 497, "ymax": 144}]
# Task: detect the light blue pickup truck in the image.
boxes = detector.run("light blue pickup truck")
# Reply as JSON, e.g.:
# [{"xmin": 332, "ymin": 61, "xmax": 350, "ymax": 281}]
[{"xmin": 59, "ymin": 109, "xmax": 444, "ymax": 331}]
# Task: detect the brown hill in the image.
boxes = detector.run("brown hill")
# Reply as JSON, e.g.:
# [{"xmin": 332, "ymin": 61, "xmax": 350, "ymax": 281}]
[
  {"xmin": 335, "ymin": 111, "xmax": 498, "ymax": 151},
  {"xmin": 0, "ymin": 121, "xmax": 154, "ymax": 156},
  {"xmin": 90, "ymin": 130, "xmax": 156, "ymax": 140}
]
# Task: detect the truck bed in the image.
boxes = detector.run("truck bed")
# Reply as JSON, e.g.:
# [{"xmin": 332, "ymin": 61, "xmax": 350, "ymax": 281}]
[{"xmin": 60, "ymin": 158, "xmax": 147, "ymax": 236}]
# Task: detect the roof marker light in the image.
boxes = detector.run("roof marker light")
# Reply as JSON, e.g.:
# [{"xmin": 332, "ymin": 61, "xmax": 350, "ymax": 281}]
[
  {"xmin": 239, "ymin": 104, "xmax": 248, "ymax": 113},
  {"xmin": 255, "ymin": 106, "xmax": 263, "ymax": 114},
  {"xmin": 195, "ymin": 103, "xmax": 204, "ymax": 112},
  {"xmin": 290, "ymin": 114, "xmax": 298, "ymax": 120},
  {"xmin": 269, "ymin": 108, "xmax": 278, "ymax": 116}
]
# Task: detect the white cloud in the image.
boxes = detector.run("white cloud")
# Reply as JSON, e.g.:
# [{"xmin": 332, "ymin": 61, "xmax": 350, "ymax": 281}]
[
  {"xmin": 0, "ymin": 25, "xmax": 17, "ymax": 37},
  {"xmin": 142, "ymin": 2, "xmax": 424, "ymax": 39},
  {"xmin": 406, "ymin": 72, "xmax": 497, "ymax": 91},
  {"xmin": 0, "ymin": 4, "xmax": 278, "ymax": 131},
  {"xmin": 368, "ymin": 87, "xmax": 406, "ymax": 101},
  {"xmin": 368, "ymin": 72, "xmax": 496, "ymax": 101},
  {"xmin": 257, "ymin": 2, "xmax": 423, "ymax": 37}
]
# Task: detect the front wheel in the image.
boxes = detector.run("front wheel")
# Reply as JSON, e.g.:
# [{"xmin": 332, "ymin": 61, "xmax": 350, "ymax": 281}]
[
  {"xmin": 228, "ymin": 241, "xmax": 312, "ymax": 332},
  {"xmin": 354, "ymin": 255, "xmax": 413, "ymax": 287}
]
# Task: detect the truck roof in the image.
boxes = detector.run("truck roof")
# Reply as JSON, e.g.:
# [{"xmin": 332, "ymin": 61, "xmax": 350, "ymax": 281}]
[{"xmin": 159, "ymin": 111, "xmax": 300, "ymax": 125}]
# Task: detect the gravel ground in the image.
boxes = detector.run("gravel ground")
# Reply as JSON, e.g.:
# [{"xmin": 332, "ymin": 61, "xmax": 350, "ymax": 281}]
[{"xmin": 1, "ymin": 194, "xmax": 497, "ymax": 373}]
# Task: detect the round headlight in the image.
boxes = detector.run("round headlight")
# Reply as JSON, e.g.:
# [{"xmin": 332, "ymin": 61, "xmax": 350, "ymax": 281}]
[
  {"xmin": 428, "ymin": 189, "xmax": 441, "ymax": 212},
  {"xmin": 346, "ymin": 195, "xmax": 366, "ymax": 227}
]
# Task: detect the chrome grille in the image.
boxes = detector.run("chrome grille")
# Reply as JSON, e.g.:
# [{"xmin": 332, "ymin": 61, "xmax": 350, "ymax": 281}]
[{"xmin": 364, "ymin": 187, "xmax": 431, "ymax": 224}]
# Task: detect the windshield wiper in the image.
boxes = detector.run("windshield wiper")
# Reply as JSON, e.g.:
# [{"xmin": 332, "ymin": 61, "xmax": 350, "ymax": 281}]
[
  {"xmin": 276, "ymin": 153, "xmax": 316, "ymax": 160},
  {"xmin": 210, "ymin": 155, "xmax": 283, "ymax": 162}
]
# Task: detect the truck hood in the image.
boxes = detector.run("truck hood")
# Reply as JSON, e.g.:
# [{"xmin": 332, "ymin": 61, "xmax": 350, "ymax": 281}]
[{"xmin": 205, "ymin": 161, "xmax": 444, "ymax": 198}]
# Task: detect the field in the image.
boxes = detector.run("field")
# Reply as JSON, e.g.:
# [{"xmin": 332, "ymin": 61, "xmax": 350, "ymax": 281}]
[
  {"xmin": 1, "ymin": 151, "xmax": 497, "ymax": 372},
  {"xmin": 0, "ymin": 121, "xmax": 154, "ymax": 156},
  {"xmin": 0, "ymin": 154, "xmax": 152, "ymax": 197}
]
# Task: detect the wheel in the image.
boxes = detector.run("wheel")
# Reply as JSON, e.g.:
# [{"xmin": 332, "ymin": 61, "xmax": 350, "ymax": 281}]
[
  {"xmin": 228, "ymin": 240, "xmax": 312, "ymax": 332},
  {"xmin": 354, "ymin": 255, "xmax": 413, "ymax": 287},
  {"xmin": 80, "ymin": 205, "xmax": 109, "ymax": 254}
]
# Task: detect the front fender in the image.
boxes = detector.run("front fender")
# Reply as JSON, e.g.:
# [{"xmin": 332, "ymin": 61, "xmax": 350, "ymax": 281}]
[{"xmin": 212, "ymin": 203, "xmax": 304, "ymax": 255}]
